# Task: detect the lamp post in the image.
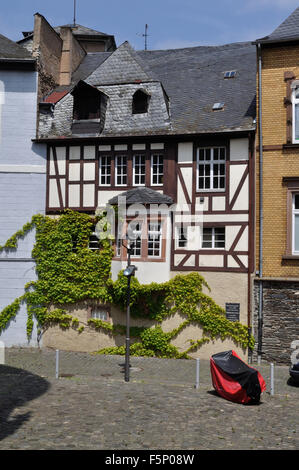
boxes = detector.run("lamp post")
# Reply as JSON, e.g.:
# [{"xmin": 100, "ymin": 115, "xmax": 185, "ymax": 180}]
[{"xmin": 123, "ymin": 239, "xmax": 137, "ymax": 382}]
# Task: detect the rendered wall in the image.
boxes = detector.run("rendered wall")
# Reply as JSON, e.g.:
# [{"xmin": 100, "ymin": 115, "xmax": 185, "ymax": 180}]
[{"xmin": 0, "ymin": 69, "xmax": 46, "ymax": 347}]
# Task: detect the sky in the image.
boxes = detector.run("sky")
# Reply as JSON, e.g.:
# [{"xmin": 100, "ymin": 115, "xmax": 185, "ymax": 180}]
[{"xmin": 0, "ymin": 0, "xmax": 299, "ymax": 51}]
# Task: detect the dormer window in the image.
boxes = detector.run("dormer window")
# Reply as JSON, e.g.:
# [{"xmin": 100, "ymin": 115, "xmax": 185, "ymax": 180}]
[
  {"xmin": 72, "ymin": 81, "xmax": 101, "ymax": 120},
  {"xmin": 132, "ymin": 89, "xmax": 150, "ymax": 114}
]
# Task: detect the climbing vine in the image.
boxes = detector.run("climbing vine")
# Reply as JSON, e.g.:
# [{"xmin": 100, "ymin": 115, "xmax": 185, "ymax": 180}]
[{"xmin": 0, "ymin": 210, "xmax": 255, "ymax": 357}]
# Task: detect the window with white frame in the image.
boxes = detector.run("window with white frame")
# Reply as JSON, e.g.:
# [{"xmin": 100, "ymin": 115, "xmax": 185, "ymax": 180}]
[
  {"xmin": 133, "ymin": 154, "xmax": 146, "ymax": 185},
  {"xmin": 148, "ymin": 221, "xmax": 162, "ymax": 257},
  {"xmin": 91, "ymin": 307, "xmax": 109, "ymax": 321},
  {"xmin": 197, "ymin": 147, "xmax": 226, "ymax": 191},
  {"xmin": 115, "ymin": 155, "xmax": 127, "ymax": 186},
  {"xmin": 151, "ymin": 154, "xmax": 164, "ymax": 185},
  {"xmin": 89, "ymin": 225, "xmax": 99, "ymax": 251},
  {"xmin": 293, "ymin": 194, "xmax": 299, "ymax": 253},
  {"xmin": 176, "ymin": 224, "xmax": 187, "ymax": 248},
  {"xmin": 99, "ymin": 155, "xmax": 111, "ymax": 185},
  {"xmin": 128, "ymin": 221, "xmax": 143, "ymax": 257},
  {"xmin": 292, "ymin": 82, "xmax": 299, "ymax": 143},
  {"xmin": 201, "ymin": 227, "xmax": 225, "ymax": 249}
]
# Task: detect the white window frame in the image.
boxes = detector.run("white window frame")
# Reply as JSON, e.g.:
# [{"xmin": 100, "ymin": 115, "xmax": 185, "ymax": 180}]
[
  {"xmin": 128, "ymin": 220, "xmax": 143, "ymax": 257},
  {"xmin": 176, "ymin": 224, "xmax": 188, "ymax": 249},
  {"xmin": 148, "ymin": 221, "xmax": 162, "ymax": 258},
  {"xmin": 91, "ymin": 307, "xmax": 109, "ymax": 321},
  {"xmin": 115, "ymin": 155, "xmax": 127, "ymax": 186},
  {"xmin": 292, "ymin": 81, "xmax": 299, "ymax": 144},
  {"xmin": 99, "ymin": 155, "xmax": 111, "ymax": 186},
  {"xmin": 197, "ymin": 147, "xmax": 226, "ymax": 191},
  {"xmin": 133, "ymin": 154, "xmax": 146, "ymax": 186},
  {"xmin": 201, "ymin": 227, "xmax": 225, "ymax": 249},
  {"xmin": 151, "ymin": 154, "xmax": 164, "ymax": 186},
  {"xmin": 292, "ymin": 193, "xmax": 299, "ymax": 254}
]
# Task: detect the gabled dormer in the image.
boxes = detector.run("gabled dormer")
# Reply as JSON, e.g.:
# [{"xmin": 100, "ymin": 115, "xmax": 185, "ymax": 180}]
[{"xmin": 71, "ymin": 80, "xmax": 108, "ymax": 135}]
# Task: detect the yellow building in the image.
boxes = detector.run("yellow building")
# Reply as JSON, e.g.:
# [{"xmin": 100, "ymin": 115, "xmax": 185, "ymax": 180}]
[{"xmin": 254, "ymin": 8, "xmax": 299, "ymax": 364}]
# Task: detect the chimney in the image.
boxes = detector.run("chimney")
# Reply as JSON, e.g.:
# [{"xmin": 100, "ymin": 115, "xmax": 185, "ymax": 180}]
[
  {"xmin": 32, "ymin": 13, "xmax": 63, "ymax": 99},
  {"xmin": 59, "ymin": 26, "xmax": 86, "ymax": 86}
]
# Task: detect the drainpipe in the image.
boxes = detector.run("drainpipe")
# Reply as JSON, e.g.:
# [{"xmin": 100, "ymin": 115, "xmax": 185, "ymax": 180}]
[{"xmin": 257, "ymin": 42, "xmax": 263, "ymax": 364}]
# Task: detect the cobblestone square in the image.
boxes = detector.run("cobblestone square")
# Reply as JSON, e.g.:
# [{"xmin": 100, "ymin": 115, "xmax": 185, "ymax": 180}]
[{"xmin": 0, "ymin": 349, "xmax": 298, "ymax": 450}]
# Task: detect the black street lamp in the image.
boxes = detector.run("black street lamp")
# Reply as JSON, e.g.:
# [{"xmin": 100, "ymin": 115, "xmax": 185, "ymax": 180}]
[{"xmin": 122, "ymin": 238, "xmax": 137, "ymax": 382}]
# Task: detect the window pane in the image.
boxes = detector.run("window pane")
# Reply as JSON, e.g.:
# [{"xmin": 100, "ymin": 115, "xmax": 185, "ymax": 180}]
[
  {"xmin": 295, "ymin": 103, "xmax": 299, "ymax": 140},
  {"xmin": 148, "ymin": 222, "xmax": 162, "ymax": 257},
  {"xmin": 134, "ymin": 155, "xmax": 146, "ymax": 185},
  {"xmin": 202, "ymin": 228, "xmax": 212, "ymax": 248},
  {"xmin": 294, "ymin": 214, "xmax": 299, "ymax": 252},
  {"xmin": 100, "ymin": 156, "xmax": 111, "ymax": 185},
  {"xmin": 214, "ymin": 227, "xmax": 225, "ymax": 248},
  {"xmin": 116, "ymin": 155, "xmax": 127, "ymax": 185},
  {"xmin": 295, "ymin": 194, "xmax": 299, "ymax": 210}
]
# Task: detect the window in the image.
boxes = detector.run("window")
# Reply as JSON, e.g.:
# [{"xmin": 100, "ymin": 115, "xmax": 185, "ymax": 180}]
[
  {"xmin": 148, "ymin": 222, "xmax": 162, "ymax": 257},
  {"xmin": 292, "ymin": 83, "xmax": 299, "ymax": 143},
  {"xmin": 91, "ymin": 307, "xmax": 109, "ymax": 321},
  {"xmin": 293, "ymin": 194, "xmax": 299, "ymax": 253},
  {"xmin": 128, "ymin": 221, "xmax": 143, "ymax": 257},
  {"xmin": 197, "ymin": 147, "xmax": 226, "ymax": 191},
  {"xmin": 72, "ymin": 81, "xmax": 101, "ymax": 120},
  {"xmin": 151, "ymin": 154, "xmax": 163, "ymax": 185},
  {"xmin": 212, "ymin": 102, "xmax": 225, "ymax": 110},
  {"xmin": 99, "ymin": 156, "xmax": 111, "ymax": 186},
  {"xmin": 224, "ymin": 71, "xmax": 236, "ymax": 79},
  {"xmin": 132, "ymin": 90, "xmax": 150, "ymax": 114},
  {"xmin": 89, "ymin": 226, "xmax": 99, "ymax": 251},
  {"xmin": 114, "ymin": 217, "xmax": 165, "ymax": 261},
  {"xmin": 133, "ymin": 155, "xmax": 146, "ymax": 185},
  {"xmin": 176, "ymin": 225, "xmax": 187, "ymax": 248},
  {"xmin": 201, "ymin": 227, "xmax": 225, "ymax": 249},
  {"xmin": 115, "ymin": 155, "xmax": 127, "ymax": 186}
]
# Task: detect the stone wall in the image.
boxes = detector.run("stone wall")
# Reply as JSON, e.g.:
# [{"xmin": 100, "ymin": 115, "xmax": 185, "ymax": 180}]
[
  {"xmin": 253, "ymin": 279, "xmax": 299, "ymax": 364},
  {"xmin": 42, "ymin": 301, "xmax": 248, "ymax": 361}
]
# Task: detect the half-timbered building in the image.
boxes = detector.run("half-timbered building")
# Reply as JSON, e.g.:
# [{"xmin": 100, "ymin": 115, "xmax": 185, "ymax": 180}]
[{"xmin": 34, "ymin": 39, "xmax": 256, "ymax": 334}]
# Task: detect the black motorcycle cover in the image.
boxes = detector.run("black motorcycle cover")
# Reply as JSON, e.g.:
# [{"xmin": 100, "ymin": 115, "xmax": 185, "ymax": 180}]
[{"xmin": 210, "ymin": 350, "xmax": 266, "ymax": 404}]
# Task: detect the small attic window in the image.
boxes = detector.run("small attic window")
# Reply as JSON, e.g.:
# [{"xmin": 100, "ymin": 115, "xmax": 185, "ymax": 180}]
[
  {"xmin": 72, "ymin": 81, "xmax": 101, "ymax": 120},
  {"xmin": 212, "ymin": 102, "xmax": 225, "ymax": 111},
  {"xmin": 224, "ymin": 70, "xmax": 237, "ymax": 79},
  {"xmin": 132, "ymin": 89, "xmax": 150, "ymax": 114}
]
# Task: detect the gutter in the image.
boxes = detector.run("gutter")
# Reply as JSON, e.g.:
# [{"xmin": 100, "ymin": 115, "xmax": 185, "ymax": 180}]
[{"xmin": 257, "ymin": 42, "xmax": 264, "ymax": 364}]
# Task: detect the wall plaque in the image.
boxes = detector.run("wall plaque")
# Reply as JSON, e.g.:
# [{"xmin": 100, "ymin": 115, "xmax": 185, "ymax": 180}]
[{"xmin": 225, "ymin": 303, "xmax": 240, "ymax": 322}]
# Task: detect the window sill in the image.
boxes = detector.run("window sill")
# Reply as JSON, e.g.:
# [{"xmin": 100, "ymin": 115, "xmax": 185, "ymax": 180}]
[
  {"xmin": 283, "ymin": 143, "xmax": 299, "ymax": 149},
  {"xmin": 72, "ymin": 119, "xmax": 101, "ymax": 123},
  {"xmin": 282, "ymin": 254, "xmax": 299, "ymax": 260}
]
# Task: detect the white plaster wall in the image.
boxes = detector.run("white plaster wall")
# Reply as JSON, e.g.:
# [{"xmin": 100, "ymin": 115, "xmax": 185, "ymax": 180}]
[{"xmin": 0, "ymin": 69, "xmax": 46, "ymax": 347}]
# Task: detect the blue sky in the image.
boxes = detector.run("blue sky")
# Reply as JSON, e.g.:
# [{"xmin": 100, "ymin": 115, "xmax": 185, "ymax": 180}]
[{"xmin": 1, "ymin": 0, "xmax": 299, "ymax": 50}]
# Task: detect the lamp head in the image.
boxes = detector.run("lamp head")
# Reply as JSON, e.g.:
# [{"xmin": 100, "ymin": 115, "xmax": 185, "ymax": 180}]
[{"xmin": 123, "ymin": 265, "xmax": 137, "ymax": 277}]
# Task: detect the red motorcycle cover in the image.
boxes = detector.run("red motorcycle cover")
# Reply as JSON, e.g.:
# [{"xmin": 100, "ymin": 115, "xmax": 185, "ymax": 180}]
[{"xmin": 210, "ymin": 350, "xmax": 266, "ymax": 404}]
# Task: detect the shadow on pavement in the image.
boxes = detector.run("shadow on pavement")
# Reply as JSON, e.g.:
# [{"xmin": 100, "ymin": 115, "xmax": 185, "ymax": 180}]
[{"xmin": 0, "ymin": 365, "xmax": 50, "ymax": 441}]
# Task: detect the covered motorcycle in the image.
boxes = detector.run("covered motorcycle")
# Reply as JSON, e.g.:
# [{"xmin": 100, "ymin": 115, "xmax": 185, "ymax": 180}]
[{"xmin": 210, "ymin": 350, "xmax": 266, "ymax": 404}]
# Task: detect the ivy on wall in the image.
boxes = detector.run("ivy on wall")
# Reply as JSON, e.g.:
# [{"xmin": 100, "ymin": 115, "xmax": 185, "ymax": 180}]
[{"xmin": 0, "ymin": 210, "xmax": 255, "ymax": 357}]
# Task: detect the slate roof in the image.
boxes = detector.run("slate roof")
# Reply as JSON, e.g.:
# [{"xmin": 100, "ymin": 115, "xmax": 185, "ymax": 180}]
[
  {"xmin": 54, "ymin": 24, "xmax": 113, "ymax": 38},
  {"xmin": 0, "ymin": 33, "xmax": 34, "ymax": 60},
  {"xmin": 40, "ymin": 40, "xmax": 256, "ymax": 137},
  {"xmin": 108, "ymin": 187, "xmax": 174, "ymax": 205},
  {"xmin": 256, "ymin": 7, "xmax": 299, "ymax": 44}
]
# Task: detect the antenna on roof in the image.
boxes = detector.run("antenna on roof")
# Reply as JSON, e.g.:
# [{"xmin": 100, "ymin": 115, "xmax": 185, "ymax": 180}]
[
  {"xmin": 136, "ymin": 24, "xmax": 149, "ymax": 50},
  {"xmin": 143, "ymin": 24, "xmax": 148, "ymax": 50},
  {"xmin": 73, "ymin": 0, "xmax": 77, "ymax": 26}
]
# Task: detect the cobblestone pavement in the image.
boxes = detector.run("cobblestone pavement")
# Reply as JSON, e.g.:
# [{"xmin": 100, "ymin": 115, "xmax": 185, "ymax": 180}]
[{"xmin": 0, "ymin": 348, "xmax": 298, "ymax": 450}]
